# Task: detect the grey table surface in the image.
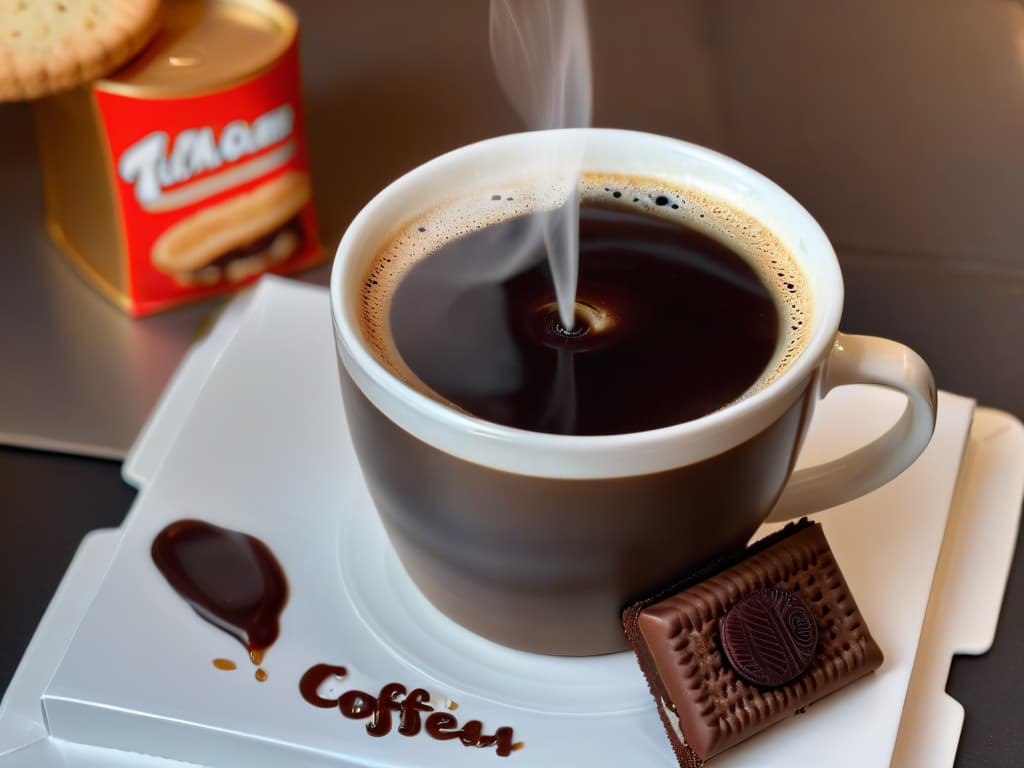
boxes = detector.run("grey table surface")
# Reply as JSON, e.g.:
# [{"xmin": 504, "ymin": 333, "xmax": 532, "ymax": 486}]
[{"xmin": 2, "ymin": 1, "xmax": 1024, "ymax": 765}]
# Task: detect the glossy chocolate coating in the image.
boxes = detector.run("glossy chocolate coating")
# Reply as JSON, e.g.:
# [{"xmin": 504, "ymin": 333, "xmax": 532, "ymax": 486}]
[{"xmin": 624, "ymin": 521, "xmax": 883, "ymax": 763}]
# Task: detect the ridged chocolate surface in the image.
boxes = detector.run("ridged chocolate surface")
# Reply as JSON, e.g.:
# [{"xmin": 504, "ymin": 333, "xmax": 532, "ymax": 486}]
[{"xmin": 623, "ymin": 521, "xmax": 883, "ymax": 764}]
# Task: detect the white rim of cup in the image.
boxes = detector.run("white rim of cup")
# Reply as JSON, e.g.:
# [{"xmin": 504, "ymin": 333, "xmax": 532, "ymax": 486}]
[{"xmin": 330, "ymin": 128, "xmax": 843, "ymax": 480}]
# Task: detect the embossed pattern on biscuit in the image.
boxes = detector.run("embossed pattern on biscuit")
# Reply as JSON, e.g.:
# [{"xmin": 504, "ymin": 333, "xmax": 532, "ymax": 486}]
[
  {"xmin": 631, "ymin": 523, "xmax": 883, "ymax": 762},
  {"xmin": 0, "ymin": 0, "xmax": 161, "ymax": 101},
  {"xmin": 719, "ymin": 587, "xmax": 818, "ymax": 688}
]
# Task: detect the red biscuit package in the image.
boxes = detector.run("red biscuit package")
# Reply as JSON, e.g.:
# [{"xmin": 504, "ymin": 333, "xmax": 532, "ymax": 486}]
[{"xmin": 33, "ymin": 0, "xmax": 323, "ymax": 316}]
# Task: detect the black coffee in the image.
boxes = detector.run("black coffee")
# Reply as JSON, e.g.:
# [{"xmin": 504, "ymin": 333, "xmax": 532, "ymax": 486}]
[{"xmin": 387, "ymin": 201, "xmax": 782, "ymax": 435}]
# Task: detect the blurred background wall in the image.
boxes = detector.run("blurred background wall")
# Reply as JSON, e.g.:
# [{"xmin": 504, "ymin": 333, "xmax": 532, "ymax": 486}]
[
  {"xmin": 293, "ymin": 0, "xmax": 1024, "ymax": 414},
  {"xmin": 297, "ymin": 0, "xmax": 1024, "ymax": 266}
]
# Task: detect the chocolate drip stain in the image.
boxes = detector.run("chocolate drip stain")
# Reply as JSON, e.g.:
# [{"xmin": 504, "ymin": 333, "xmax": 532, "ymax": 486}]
[{"xmin": 152, "ymin": 519, "xmax": 288, "ymax": 670}]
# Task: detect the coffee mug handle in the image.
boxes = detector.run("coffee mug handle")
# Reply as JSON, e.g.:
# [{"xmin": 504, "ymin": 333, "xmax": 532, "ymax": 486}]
[{"xmin": 767, "ymin": 332, "xmax": 938, "ymax": 522}]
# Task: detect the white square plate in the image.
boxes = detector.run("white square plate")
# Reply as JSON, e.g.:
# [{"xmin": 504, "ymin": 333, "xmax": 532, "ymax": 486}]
[{"xmin": 2, "ymin": 277, "xmax": 1020, "ymax": 768}]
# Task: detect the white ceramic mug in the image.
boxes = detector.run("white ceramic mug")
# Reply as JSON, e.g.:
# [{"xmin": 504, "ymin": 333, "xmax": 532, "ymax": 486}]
[{"xmin": 330, "ymin": 129, "xmax": 936, "ymax": 656}]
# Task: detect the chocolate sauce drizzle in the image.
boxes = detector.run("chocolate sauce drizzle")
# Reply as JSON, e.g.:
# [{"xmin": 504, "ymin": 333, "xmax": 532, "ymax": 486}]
[
  {"xmin": 152, "ymin": 519, "xmax": 288, "ymax": 681},
  {"xmin": 151, "ymin": 523, "xmax": 521, "ymax": 755}
]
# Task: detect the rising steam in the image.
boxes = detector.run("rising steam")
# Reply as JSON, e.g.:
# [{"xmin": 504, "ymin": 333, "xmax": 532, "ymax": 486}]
[{"xmin": 489, "ymin": 0, "xmax": 593, "ymax": 329}]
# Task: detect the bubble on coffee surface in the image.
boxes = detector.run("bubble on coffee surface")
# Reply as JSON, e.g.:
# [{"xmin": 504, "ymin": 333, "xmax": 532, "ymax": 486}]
[
  {"xmin": 359, "ymin": 172, "xmax": 810, "ymax": 402},
  {"xmin": 585, "ymin": 176, "xmax": 810, "ymax": 387}
]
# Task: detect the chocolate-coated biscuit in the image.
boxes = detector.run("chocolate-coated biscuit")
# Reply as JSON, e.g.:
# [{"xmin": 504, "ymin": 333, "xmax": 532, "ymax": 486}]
[{"xmin": 623, "ymin": 520, "xmax": 883, "ymax": 766}]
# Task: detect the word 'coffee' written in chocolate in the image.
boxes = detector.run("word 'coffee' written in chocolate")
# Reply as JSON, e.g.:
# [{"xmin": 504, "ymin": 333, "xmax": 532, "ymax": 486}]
[{"xmin": 300, "ymin": 664, "xmax": 521, "ymax": 757}]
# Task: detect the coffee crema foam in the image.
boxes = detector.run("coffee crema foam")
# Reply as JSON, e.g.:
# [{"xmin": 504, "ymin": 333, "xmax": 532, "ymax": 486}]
[{"xmin": 358, "ymin": 172, "xmax": 811, "ymax": 410}]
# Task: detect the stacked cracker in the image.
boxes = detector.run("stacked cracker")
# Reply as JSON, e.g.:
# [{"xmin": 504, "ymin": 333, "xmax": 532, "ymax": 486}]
[{"xmin": 0, "ymin": 0, "xmax": 161, "ymax": 101}]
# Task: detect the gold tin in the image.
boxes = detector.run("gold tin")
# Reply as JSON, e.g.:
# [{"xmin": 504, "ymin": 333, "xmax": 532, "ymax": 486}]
[{"xmin": 33, "ymin": 0, "xmax": 322, "ymax": 317}]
